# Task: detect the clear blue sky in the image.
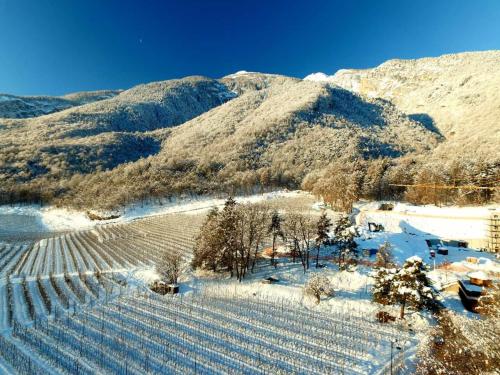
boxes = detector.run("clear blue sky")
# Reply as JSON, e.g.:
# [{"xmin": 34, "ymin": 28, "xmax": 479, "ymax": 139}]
[{"xmin": 1, "ymin": 0, "xmax": 499, "ymax": 96}]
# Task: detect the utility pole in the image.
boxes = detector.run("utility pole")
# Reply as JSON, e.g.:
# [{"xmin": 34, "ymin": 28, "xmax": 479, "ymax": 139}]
[{"xmin": 391, "ymin": 340, "xmax": 394, "ymax": 375}]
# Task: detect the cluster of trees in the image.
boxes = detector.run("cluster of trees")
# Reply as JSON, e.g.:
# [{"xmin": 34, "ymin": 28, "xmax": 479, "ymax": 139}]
[
  {"xmin": 303, "ymin": 157, "xmax": 499, "ymax": 212},
  {"xmin": 372, "ymin": 255, "xmax": 436, "ymax": 319},
  {"xmin": 192, "ymin": 198, "xmax": 270, "ymax": 281},
  {"xmin": 192, "ymin": 198, "xmax": 355, "ymax": 280},
  {"xmin": 1, "ymin": 152, "xmax": 497, "ymax": 212}
]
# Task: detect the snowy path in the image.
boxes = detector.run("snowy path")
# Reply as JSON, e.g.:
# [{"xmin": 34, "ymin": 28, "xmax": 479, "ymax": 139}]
[
  {"xmin": 27, "ymin": 280, "xmax": 49, "ymax": 319},
  {"xmin": 0, "ymin": 281, "xmax": 9, "ymax": 331},
  {"xmin": 11, "ymin": 280, "xmax": 31, "ymax": 324}
]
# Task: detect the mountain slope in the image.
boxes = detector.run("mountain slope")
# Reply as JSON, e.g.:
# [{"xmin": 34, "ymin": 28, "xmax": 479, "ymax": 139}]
[
  {"xmin": 0, "ymin": 90, "xmax": 120, "ymax": 119},
  {"xmin": 1, "ymin": 52, "xmax": 497, "ymax": 209},
  {"xmin": 60, "ymin": 79, "xmax": 440, "ymax": 208},
  {"xmin": 306, "ymin": 51, "xmax": 500, "ymax": 160},
  {"xmin": 0, "ymin": 76, "xmax": 235, "ymax": 184},
  {"xmin": 221, "ymin": 71, "xmax": 299, "ymax": 94}
]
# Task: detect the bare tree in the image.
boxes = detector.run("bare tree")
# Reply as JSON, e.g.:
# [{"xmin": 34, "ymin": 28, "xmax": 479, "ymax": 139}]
[
  {"xmin": 305, "ymin": 274, "xmax": 334, "ymax": 304},
  {"xmin": 284, "ymin": 212, "xmax": 315, "ymax": 273},
  {"xmin": 157, "ymin": 252, "xmax": 183, "ymax": 285}
]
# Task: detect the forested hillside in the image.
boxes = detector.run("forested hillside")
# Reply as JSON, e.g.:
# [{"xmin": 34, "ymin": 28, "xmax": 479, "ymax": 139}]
[
  {"xmin": 309, "ymin": 50, "xmax": 500, "ymax": 160},
  {"xmin": 0, "ymin": 90, "xmax": 120, "ymax": 119},
  {"xmin": 0, "ymin": 52, "xmax": 498, "ymax": 210},
  {"xmin": 0, "ymin": 77, "xmax": 235, "ymax": 187}
]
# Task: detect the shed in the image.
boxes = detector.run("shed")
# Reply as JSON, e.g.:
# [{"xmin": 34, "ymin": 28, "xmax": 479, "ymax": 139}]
[
  {"xmin": 378, "ymin": 203, "xmax": 394, "ymax": 211},
  {"xmin": 151, "ymin": 281, "xmax": 179, "ymax": 295}
]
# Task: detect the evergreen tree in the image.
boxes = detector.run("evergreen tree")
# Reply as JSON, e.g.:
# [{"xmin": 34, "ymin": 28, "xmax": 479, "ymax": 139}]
[
  {"xmin": 192, "ymin": 207, "xmax": 221, "ymax": 271},
  {"xmin": 372, "ymin": 267, "xmax": 397, "ymax": 304},
  {"xmin": 333, "ymin": 215, "xmax": 358, "ymax": 269},
  {"xmin": 389, "ymin": 256, "xmax": 435, "ymax": 319},
  {"xmin": 268, "ymin": 210, "xmax": 284, "ymax": 268},
  {"xmin": 218, "ymin": 197, "xmax": 241, "ymax": 279},
  {"xmin": 375, "ymin": 241, "xmax": 395, "ymax": 268},
  {"xmin": 315, "ymin": 211, "xmax": 332, "ymax": 268}
]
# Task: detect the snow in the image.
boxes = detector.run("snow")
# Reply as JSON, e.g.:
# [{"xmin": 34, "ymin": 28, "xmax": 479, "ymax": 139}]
[
  {"xmin": 0, "ymin": 194, "xmax": 496, "ymax": 372},
  {"xmin": 355, "ymin": 201, "xmax": 497, "ymax": 243},
  {"xmin": 0, "ymin": 204, "xmax": 94, "ymax": 233},
  {"xmin": 224, "ymin": 70, "xmax": 259, "ymax": 78},
  {"xmin": 132, "ymin": 268, "xmax": 160, "ymax": 284},
  {"xmin": 467, "ymin": 270, "xmax": 490, "ymax": 280},
  {"xmin": 303, "ymin": 72, "xmax": 334, "ymax": 82},
  {"xmin": 0, "ymin": 190, "xmax": 304, "ymax": 233}
]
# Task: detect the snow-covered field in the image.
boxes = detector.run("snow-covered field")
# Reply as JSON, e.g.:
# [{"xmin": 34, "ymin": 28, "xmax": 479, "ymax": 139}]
[
  {"xmin": 0, "ymin": 190, "xmax": 306, "ymax": 235},
  {"xmin": 355, "ymin": 201, "xmax": 497, "ymax": 247},
  {"xmin": 0, "ymin": 195, "xmax": 498, "ymax": 374}
]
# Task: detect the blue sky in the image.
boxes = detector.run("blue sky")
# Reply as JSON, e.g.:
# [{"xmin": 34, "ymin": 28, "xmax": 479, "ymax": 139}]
[{"xmin": 1, "ymin": 0, "xmax": 499, "ymax": 95}]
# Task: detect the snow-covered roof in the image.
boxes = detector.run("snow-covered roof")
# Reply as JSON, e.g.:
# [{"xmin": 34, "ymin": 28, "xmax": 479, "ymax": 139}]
[{"xmin": 468, "ymin": 271, "xmax": 490, "ymax": 280}]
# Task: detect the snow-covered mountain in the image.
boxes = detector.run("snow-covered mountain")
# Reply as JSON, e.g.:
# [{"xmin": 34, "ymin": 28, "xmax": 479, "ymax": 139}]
[
  {"xmin": 305, "ymin": 51, "xmax": 500, "ymax": 158},
  {"xmin": 0, "ymin": 90, "xmax": 120, "ymax": 119},
  {"xmin": 0, "ymin": 51, "xmax": 498, "ymax": 209}
]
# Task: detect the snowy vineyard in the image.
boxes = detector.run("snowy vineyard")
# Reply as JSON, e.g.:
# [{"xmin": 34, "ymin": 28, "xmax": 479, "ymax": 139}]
[
  {"xmin": 0, "ymin": 214, "xmax": 203, "ymax": 331},
  {"xmin": 0, "ymin": 291, "xmax": 413, "ymax": 374},
  {"xmin": 0, "ymin": 210, "xmax": 417, "ymax": 374}
]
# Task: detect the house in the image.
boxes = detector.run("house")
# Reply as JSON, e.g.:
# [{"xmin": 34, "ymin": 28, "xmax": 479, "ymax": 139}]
[{"xmin": 468, "ymin": 271, "xmax": 493, "ymax": 287}]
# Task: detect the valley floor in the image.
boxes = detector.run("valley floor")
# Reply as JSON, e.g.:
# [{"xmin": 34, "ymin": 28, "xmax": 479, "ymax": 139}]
[{"xmin": 0, "ymin": 192, "xmax": 498, "ymax": 374}]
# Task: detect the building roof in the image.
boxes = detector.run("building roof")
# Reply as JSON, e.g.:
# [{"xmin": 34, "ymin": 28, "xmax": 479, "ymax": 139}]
[{"xmin": 468, "ymin": 271, "xmax": 491, "ymax": 280}]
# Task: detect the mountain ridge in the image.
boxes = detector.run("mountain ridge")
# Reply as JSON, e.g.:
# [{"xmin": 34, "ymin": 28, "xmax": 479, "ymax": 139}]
[
  {"xmin": 305, "ymin": 50, "xmax": 500, "ymax": 159},
  {"xmin": 0, "ymin": 51, "xmax": 498, "ymax": 208}
]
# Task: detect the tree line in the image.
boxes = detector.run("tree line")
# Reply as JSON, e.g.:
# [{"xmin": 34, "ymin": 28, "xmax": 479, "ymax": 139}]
[
  {"xmin": 303, "ymin": 156, "xmax": 499, "ymax": 212},
  {"xmin": 1, "ymin": 153, "xmax": 497, "ymax": 211}
]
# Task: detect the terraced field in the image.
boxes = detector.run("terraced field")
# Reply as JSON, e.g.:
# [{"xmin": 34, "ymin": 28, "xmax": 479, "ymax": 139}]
[
  {"xmin": 0, "ymin": 213, "xmax": 204, "ymax": 330},
  {"xmin": 0, "ymin": 292, "xmax": 413, "ymax": 374},
  {"xmin": 0, "ymin": 207, "xmax": 414, "ymax": 374}
]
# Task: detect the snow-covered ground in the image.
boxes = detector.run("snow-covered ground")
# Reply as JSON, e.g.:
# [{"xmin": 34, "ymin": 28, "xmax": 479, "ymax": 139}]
[
  {"xmin": 0, "ymin": 190, "xmax": 306, "ymax": 233},
  {"xmin": 2, "ymin": 195, "xmax": 497, "ymax": 373},
  {"xmin": 353, "ymin": 201, "xmax": 499, "ymax": 320},
  {"xmin": 355, "ymin": 201, "xmax": 497, "ymax": 247}
]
